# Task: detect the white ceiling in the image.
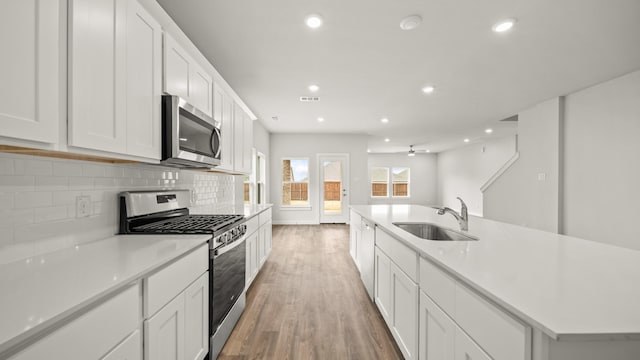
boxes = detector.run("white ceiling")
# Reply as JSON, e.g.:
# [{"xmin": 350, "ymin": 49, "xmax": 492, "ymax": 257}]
[{"xmin": 157, "ymin": 0, "xmax": 640, "ymax": 153}]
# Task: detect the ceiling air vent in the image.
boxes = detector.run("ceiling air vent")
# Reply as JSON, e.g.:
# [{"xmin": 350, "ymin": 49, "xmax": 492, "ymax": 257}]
[{"xmin": 299, "ymin": 96, "xmax": 320, "ymax": 102}]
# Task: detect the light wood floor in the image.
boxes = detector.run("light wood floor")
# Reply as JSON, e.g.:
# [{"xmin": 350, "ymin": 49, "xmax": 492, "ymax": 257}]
[{"xmin": 219, "ymin": 224, "xmax": 403, "ymax": 360}]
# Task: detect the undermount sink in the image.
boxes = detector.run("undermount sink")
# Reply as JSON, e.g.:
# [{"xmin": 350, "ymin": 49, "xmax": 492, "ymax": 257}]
[{"xmin": 393, "ymin": 222, "xmax": 478, "ymax": 241}]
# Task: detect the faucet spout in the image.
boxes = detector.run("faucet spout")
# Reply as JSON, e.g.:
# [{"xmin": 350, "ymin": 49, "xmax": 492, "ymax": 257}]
[{"xmin": 437, "ymin": 197, "xmax": 469, "ymax": 231}]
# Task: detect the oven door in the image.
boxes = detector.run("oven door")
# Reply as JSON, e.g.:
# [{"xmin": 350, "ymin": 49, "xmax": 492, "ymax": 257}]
[
  {"xmin": 162, "ymin": 94, "xmax": 221, "ymax": 168},
  {"xmin": 210, "ymin": 237, "xmax": 246, "ymax": 335}
]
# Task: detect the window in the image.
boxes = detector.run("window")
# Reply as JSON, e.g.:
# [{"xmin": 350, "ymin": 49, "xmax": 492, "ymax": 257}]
[
  {"xmin": 392, "ymin": 167, "xmax": 410, "ymax": 197},
  {"xmin": 370, "ymin": 167, "xmax": 410, "ymax": 198},
  {"xmin": 246, "ymin": 150, "xmax": 267, "ymax": 206},
  {"xmin": 371, "ymin": 167, "xmax": 389, "ymax": 197},
  {"xmin": 282, "ymin": 158, "xmax": 309, "ymax": 207}
]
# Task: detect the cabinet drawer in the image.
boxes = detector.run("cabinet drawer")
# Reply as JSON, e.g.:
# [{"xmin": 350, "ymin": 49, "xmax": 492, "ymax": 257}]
[
  {"xmin": 245, "ymin": 215, "xmax": 260, "ymax": 236},
  {"xmin": 10, "ymin": 284, "xmax": 140, "ymax": 360},
  {"xmin": 350, "ymin": 210, "xmax": 362, "ymax": 230},
  {"xmin": 419, "ymin": 257, "xmax": 455, "ymax": 316},
  {"xmin": 258, "ymin": 208, "xmax": 272, "ymax": 226},
  {"xmin": 144, "ymin": 244, "xmax": 208, "ymax": 318},
  {"xmin": 375, "ymin": 228, "xmax": 417, "ymax": 281},
  {"xmin": 455, "ymin": 283, "xmax": 531, "ymax": 360}
]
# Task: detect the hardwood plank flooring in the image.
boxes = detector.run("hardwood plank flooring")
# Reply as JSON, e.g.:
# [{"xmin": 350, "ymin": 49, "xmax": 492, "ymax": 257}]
[{"xmin": 219, "ymin": 224, "xmax": 403, "ymax": 360}]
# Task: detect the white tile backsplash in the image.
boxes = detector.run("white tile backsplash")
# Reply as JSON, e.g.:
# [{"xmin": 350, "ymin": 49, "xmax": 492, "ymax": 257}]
[{"xmin": 0, "ymin": 152, "xmax": 241, "ymax": 263}]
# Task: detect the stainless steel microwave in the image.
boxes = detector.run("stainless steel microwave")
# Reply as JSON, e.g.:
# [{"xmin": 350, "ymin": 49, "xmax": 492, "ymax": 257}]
[{"xmin": 161, "ymin": 95, "xmax": 221, "ymax": 168}]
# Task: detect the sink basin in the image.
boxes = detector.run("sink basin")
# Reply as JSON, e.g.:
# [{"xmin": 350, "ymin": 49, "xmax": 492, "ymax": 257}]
[{"xmin": 393, "ymin": 222, "xmax": 478, "ymax": 241}]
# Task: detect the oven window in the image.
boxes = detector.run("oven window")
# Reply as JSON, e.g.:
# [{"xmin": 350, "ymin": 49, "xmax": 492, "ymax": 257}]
[
  {"xmin": 212, "ymin": 239, "xmax": 246, "ymax": 334},
  {"xmin": 178, "ymin": 108, "xmax": 215, "ymax": 157}
]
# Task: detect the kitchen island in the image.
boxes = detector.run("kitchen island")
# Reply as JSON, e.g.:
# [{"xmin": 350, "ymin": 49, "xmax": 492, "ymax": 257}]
[{"xmin": 350, "ymin": 204, "xmax": 640, "ymax": 360}]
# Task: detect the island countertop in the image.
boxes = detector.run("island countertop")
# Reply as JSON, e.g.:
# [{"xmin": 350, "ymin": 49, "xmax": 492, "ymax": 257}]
[{"xmin": 350, "ymin": 204, "xmax": 640, "ymax": 340}]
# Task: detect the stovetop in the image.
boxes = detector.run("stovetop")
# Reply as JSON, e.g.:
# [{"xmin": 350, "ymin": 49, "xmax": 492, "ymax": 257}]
[{"xmin": 130, "ymin": 214, "xmax": 245, "ymax": 234}]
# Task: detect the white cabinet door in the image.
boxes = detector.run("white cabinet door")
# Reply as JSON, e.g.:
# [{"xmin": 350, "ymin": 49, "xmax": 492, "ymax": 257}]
[
  {"xmin": 419, "ymin": 291, "xmax": 455, "ymax": 360},
  {"xmin": 101, "ymin": 330, "xmax": 142, "ymax": 360},
  {"xmin": 184, "ymin": 273, "xmax": 209, "ymax": 360},
  {"xmin": 164, "ymin": 33, "xmax": 190, "ymax": 100},
  {"xmin": 360, "ymin": 220, "xmax": 375, "ymax": 300},
  {"xmin": 233, "ymin": 104, "xmax": 253, "ymax": 174},
  {"xmin": 125, "ymin": 0, "xmax": 161, "ymax": 159},
  {"xmin": 352, "ymin": 227, "xmax": 362, "ymax": 270},
  {"xmin": 145, "ymin": 294, "xmax": 185, "ymax": 360},
  {"xmin": 265, "ymin": 220, "xmax": 272, "ymax": 256},
  {"xmin": 0, "ymin": 0, "xmax": 60, "ymax": 144},
  {"xmin": 69, "ymin": 0, "xmax": 127, "ymax": 153},
  {"xmin": 258, "ymin": 225, "xmax": 267, "ymax": 267},
  {"xmin": 454, "ymin": 327, "xmax": 491, "ymax": 360},
  {"xmin": 391, "ymin": 262, "xmax": 419, "ymax": 360},
  {"xmin": 189, "ymin": 65, "xmax": 213, "ymax": 118},
  {"xmin": 213, "ymin": 83, "xmax": 234, "ymax": 171},
  {"xmin": 374, "ymin": 247, "xmax": 392, "ymax": 326},
  {"xmin": 163, "ymin": 33, "xmax": 212, "ymax": 117},
  {"xmin": 245, "ymin": 231, "xmax": 259, "ymax": 287}
]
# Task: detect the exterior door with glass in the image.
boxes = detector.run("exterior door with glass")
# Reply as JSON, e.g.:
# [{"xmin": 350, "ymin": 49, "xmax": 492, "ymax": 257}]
[{"xmin": 318, "ymin": 154, "xmax": 349, "ymax": 223}]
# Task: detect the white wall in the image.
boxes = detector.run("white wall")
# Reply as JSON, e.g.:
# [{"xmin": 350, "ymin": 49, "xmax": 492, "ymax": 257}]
[
  {"xmin": 484, "ymin": 98, "xmax": 562, "ymax": 232},
  {"xmin": 437, "ymin": 136, "xmax": 516, "ymax": 216},
  {"xmin": 0, "ymin": 153, "xmax": 241, "ymax": 263},
  {"xmin": 367, "ymin": 153, "xmax": 437, "ymax": 206},
  {"xmin": 562, "ymin": 70, "xmax": 640, "ymax": 249},
  {"xmin": 269, "ymin": 133, "xmax": 368, "ymax": 224}
]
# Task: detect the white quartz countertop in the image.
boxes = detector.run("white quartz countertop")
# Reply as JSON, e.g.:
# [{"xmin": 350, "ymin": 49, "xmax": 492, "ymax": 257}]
[
  {"xmin": 350, "ymin": 204, "xmax": 640, "ymax": 340},
  {"xmin": 0, "ymin": 234, "xmax": 210, "ymax": 354}
]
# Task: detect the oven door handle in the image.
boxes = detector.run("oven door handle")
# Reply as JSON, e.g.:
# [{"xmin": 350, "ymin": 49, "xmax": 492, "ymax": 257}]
[{"xmin": 213, "ymin": 236, "xmax": 246, "ymax": 258}]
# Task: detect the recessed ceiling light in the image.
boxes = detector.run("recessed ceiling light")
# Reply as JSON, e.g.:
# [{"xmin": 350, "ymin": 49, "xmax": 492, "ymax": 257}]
[
  {"xmin": 426, "ymin": 149, "xmax": 431, "ymax": 153},
  {"xmin": 464, "ymin": 138, "xmax": 470, "ymax": 143},
  {"xmin": 492, "ymin": 19, "xmax": 516, "ymax": 33},
  {"xmin": 317, "ymin": 117, "xmax": 325, "ymax": 122},
  {"xmin": 400, "ymin": 15, "xmax": 422, "ymax": 31},
  {"xmin": 381, "ymin": 118, "xmax": 389, "ymax": 123},
  {"xmin": 384, "ymin": 138, "xmax": 390, "ymax": 142},
  {"xmin": 422, "ymin": 85, "xmax": 435, "ymax": 94},
  {"xmin": 367, "ymin": 149, "xmax": 371, "ymax": 153},
  {"xmin": 305, "ymin": 14, "xmax": 323, "ymax": 29},
  {"xmin": 308, "ymin": 84, "xmax": 319, "ymax": 92},
  {"xmin": 485, "ymin": 128, "xmax": 493, "ymax": 134}
]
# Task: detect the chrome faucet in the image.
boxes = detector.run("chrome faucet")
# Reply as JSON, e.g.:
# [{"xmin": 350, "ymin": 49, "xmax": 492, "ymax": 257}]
[{"xmin": 437, "ymin": 197, "xmax": 468, "ymax": 231}]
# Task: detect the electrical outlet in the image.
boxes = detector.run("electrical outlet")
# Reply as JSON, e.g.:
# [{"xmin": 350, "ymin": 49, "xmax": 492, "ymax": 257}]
[{"xmin": 76, "ymin": 195, "xmax": 91, "ymax": 218}]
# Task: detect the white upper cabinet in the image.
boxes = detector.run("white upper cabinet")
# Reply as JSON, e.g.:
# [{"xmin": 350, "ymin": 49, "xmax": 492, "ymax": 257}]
[
  {"xmin": 69, "ymin": 0, "xmax": 162, "ymax": 160},
  {"xmin": 213, "ymin": 83, "xmax": 235, "ymax": 171},
  {"xmin": 125, "ymin": 0, "xmax": 162, "ymax": 159},
  {"xmin": 0, "ymin": 0, "xmax": 61, "ymax": 145},
  {"xmin": 68, "ymin": 0, "xmax": 127, "ymax": 153},
  {"xmin": 164, "ymin": 33, "xmax": 213, "ymax": 117},
  {"xmin": 233, "ymin": 103, "xmax": 253, "ymax": 174}
]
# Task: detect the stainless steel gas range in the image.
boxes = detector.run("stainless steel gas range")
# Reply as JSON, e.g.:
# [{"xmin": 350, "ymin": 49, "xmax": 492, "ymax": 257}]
[{"xmin": 119, "ymin": 190, "xmax": 246, "ymax": 360}]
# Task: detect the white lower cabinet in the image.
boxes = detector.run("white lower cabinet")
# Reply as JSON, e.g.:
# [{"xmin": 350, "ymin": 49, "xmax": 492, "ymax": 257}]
[
  {"xmin": 349, "ymin": 211, "xmax": 362, "ymax": 269},
  {"xmin": 144, "ymin": 272, "xmax": 208, "ymax": 360},
  {"xmin": 454, "ymin": 327, "xmax": 492, "ymax": 360},
  {"xmin": 246, "ymin": 210, "xmax": 273, "ymax": 289},
  {"xmin": 9, "ymin": 285, "xmax": 140, "ymax": 360},
  {"xmin": 184, "ymin": 274, "xmax": 209, "ymax": 360},
  {"xmin": 419, "ymin": 291, "xmax": 455, "ymax": 360},
  {"xmin": 374, "ymin": 246, "xmax": 418, "ymax": 360},
  {"xmin": 102, "ymin": 330, "xmax": 142, "ymax": 360},
  {"xmin": 390, "ymin": 262, "xmax": 418, "ymax": 360},
  {"xmin": 374, "ymin": 247, "xmax": 392, "ymax": 324},
  {"xmin": 145, "ymin": 291, "xmax": 185, "ymax": 360}
]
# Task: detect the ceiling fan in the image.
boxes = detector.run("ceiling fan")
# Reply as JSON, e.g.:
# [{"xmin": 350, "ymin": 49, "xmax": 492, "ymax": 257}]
[{"xmin": 407, "ymin": 145, "xmax": 430, "ymax": 156}]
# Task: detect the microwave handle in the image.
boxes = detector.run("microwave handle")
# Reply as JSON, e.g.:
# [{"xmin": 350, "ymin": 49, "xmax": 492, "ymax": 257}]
[{"xmin": 211, "ymin": 127, "xmax": 222, "ymax": 159}]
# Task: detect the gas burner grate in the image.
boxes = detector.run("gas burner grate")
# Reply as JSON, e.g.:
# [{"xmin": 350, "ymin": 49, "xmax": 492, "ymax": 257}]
[{"xmin": 133, "ymin": 214, "xmax": 244, "ymax": 233}]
